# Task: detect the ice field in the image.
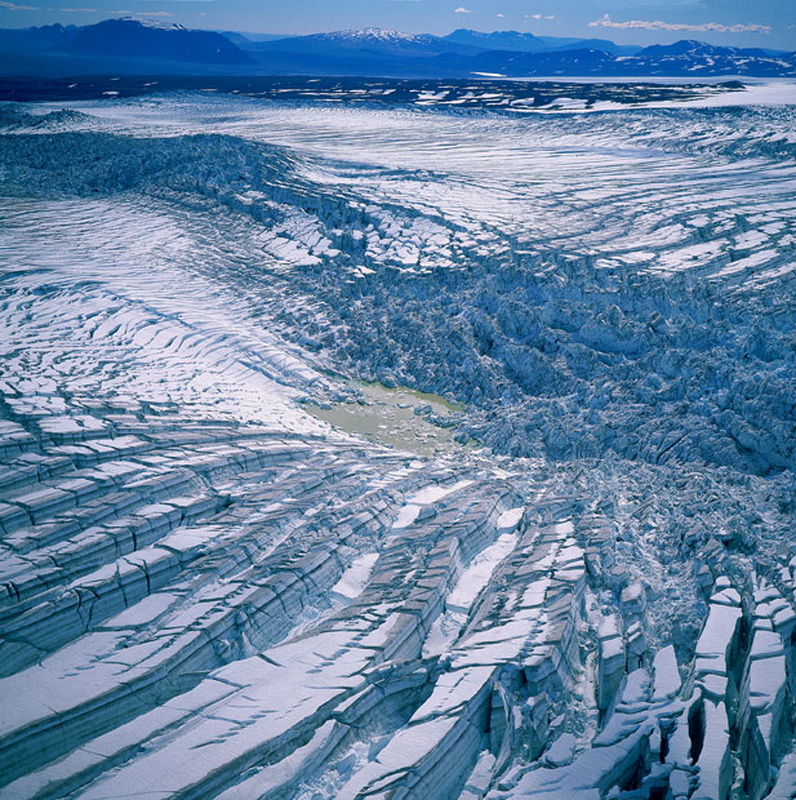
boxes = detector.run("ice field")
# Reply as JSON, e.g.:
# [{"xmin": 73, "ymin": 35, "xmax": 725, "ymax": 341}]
[{"xmin": 1, "ymin": 89, "xmax": 795, "ymax": 799}]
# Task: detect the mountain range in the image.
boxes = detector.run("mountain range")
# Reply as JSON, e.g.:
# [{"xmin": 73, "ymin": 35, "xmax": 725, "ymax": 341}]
[{"xmin": 1, "ymin": 18, "xmax": 794, "ymax": 78}]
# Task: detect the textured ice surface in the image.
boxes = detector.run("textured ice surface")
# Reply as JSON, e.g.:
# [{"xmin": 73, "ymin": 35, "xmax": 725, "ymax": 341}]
[{"xmin": 1, "ymin": 94, "xmax": 795, "ymax": 799}]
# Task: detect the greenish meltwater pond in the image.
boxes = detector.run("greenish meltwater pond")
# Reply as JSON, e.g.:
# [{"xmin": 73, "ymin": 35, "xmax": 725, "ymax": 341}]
[{"xmin": 304, "ymin": 381, "xmax": 471, "ymax": 457}]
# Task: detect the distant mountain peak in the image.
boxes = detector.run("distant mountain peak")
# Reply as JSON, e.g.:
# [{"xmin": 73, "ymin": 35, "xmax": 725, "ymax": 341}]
[
  {"xmin": 444, "ymin": 29, "xmax": 543, "ymax": 47},
  {"xmin": 249, "ymin": 26, "xmax": 453, "ymax": 58},
  {"xmin": 638, "ymin": 38, "xmax": 738, "ymax": 58},
  {"xmin": 56, "ymin": 17, "xmax": 252, "ymax": 65},
  {"xmin": 115, "ymin": 17, "xmax": 188, "ymax": 32},
  {"xmin": 3, "ymin": 17, "xmax": 794, "ymax": 79},
  {"xmin": 314, "ymin": 28, "xmax": 435, "ymax": 44},
  {"xmin": 449, "ymin": 27, "xmax": 538, "ymax": 39}
]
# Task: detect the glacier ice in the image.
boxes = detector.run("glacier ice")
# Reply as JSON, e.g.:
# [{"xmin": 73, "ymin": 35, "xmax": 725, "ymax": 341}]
[{"xmin": 0, "ymin": 92, "xmax": 795, "ymax": 799}]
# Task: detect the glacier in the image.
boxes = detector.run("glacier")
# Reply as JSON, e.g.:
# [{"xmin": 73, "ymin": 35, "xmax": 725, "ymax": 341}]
[{"xmin": 0, "ymin": 90, "xmax": 795, "ymax": 800}]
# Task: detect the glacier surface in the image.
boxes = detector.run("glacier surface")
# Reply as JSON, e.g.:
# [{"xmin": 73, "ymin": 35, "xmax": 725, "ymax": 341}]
[{"xmin": 0, "ymin": 92, "xmax": 795, "ymax": 799}]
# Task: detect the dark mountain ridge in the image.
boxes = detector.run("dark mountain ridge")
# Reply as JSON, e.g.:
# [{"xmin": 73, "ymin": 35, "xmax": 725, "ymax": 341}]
[
  {"xmin": 0, "ymin": 19, "xmax": 793, "ymax": 78},
  {"xmin": 56, "ymin": 18, "xmax": 251, "ymax": 64}
]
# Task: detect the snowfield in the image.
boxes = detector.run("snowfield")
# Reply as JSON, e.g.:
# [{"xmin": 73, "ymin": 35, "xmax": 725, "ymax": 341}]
[{"xmin": 0, "ymin": 91, "xmax": 795, "ymax": 799}]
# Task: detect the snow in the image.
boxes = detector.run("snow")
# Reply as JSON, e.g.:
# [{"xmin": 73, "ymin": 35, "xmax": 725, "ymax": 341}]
[
  {"xmin": 652, "ymin": 645, "xmax": 681, "ymax": 700},
  {"xmin": 391, "ymin": 503, "xmax": 421, "ymax": 528},
  {"xmin": 407, "ymin": 479, "xmax": 474, "ymax": 505},
  {"xmin": 330, "ymin": 553, "xmax": 379, "ymax": 599},
  {"xmin": 446, "ymin": 532, "xmax": 518, "ymax": 611},
  {"xmin": 497, "ymin": 506, "xmax": 524, "ymax": 529},
  {"xmin": 695, "ymin": 602, "xmax": 742, "ymax": 660}
]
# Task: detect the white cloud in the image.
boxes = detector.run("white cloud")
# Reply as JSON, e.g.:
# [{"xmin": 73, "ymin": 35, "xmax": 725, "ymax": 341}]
[
  {"xmin": 0, "ymin": 0, "xmax": 38, "ymax": 9},
  {"xmin": 529, "ymin": 13, "xmax": 555, "ymax": 20},
  {"xmin": 496, "ymin": 13, "xmax": 504, "ymax": 18},
  {"xmin": 454, "ymin": 6, "xmax": 471, "ymax": 13},
  {"xmin": 588, "ymin": 13, "xmax": 771, "ymax": 34}
]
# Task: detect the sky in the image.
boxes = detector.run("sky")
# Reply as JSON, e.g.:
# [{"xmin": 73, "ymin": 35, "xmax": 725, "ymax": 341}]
[{"xmin": 1, "ymin": 0, "xmax": 794, "ymax": 50}]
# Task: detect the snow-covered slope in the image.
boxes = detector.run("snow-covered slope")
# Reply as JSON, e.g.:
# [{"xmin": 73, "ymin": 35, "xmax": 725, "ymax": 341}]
[{"xmin": 0, "ymin": 95, "xmax": 795, "ymax": 799}]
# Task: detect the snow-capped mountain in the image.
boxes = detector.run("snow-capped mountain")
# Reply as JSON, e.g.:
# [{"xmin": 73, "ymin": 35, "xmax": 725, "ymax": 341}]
[
  {"xmin": 467, "ymin": 40, "xmax": 796, "ymax": 76},
  {"xmin": 3, "ymin": 19, "xmax": 793, "ymax": 78},
  {"xmin": 56, "ymin": 17, "xmax": 251, "ymax": 65},
  {"xmin": 302, "ymin": 27, "xmax": 435, "ymax": 45},
  {"xmin": 249, "ymin": 27, "xmax": 481, "ymax": 57},
  {"xmin": 243, "ymin": 31, "xmax": 796, "ymax": 77}
]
